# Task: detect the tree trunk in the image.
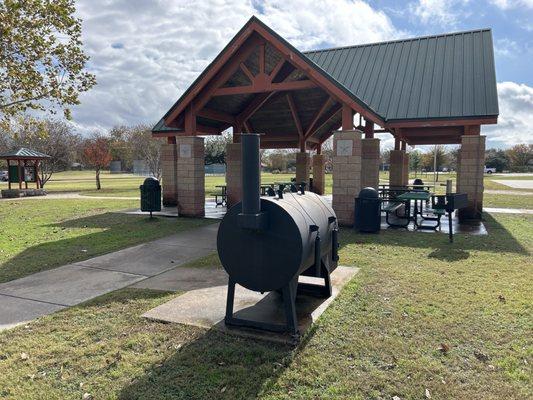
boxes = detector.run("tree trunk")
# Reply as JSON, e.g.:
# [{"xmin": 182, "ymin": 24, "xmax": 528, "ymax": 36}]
[{"xmin": 96, "ymin": 168, "xmax": 101, "ymax": 190}]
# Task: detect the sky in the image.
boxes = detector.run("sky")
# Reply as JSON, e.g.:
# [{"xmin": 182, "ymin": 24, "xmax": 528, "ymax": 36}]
[{"xmin": 71, "ymin": 0, "xmax": 533, "ymax": 149}]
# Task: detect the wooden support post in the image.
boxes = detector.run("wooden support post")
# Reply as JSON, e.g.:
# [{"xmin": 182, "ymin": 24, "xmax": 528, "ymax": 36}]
[
  {"xmin": 35, "ymin": 160, "xmax": 40, "ymax": 189},
  {"xmin": 7, "ymin": 159, "xmax": 11, "ymax": 190},
  {"xmin": 18, "ymin": 160, "xmax": 22, "ymax": 189},
  {"xmin": 401, "ymin": 140, "xmax": 407, "ymax": 151},
  {"xmin": 167, "ymin": 137, "xmax": 176, "ymax": 144},
  {"xmin": 184, "ymin": 105, "xmax": 196, "ymax": 135},
  {"xmin": 341, "ymin": 104, "xmax": 354, "ymax": 130},
  {"xmin": 364, "ymin": 120, "xmax": 374, "ymax": 138},
  {"xmin": 24, "ymin": 160, "xmax": 28, "ymax": 189},
  {"xmin": 394, "ymin": 137, "xmax": 401, "ymax": 151}
]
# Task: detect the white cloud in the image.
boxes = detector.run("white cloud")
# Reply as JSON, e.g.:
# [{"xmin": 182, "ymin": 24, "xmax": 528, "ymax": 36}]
[
  {"xmin": 70, "ymin": 0, "xmax": 401, "ymax": 135},
  {"xmin": 490, "ymin": 0, "xmax": 533, "ymax": 9},
  {"xmin": 483, "ymin": 82, "xmax": 533, "ymax": 147},
  {"xmin": 408, "ymin": 0, "xmax": 470, "ymax": 27}
]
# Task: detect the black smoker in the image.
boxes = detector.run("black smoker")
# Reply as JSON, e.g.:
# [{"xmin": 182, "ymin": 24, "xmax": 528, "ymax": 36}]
[{"xmin": 217, "ymin": 133, "xmax": 339, "ymax": 335}]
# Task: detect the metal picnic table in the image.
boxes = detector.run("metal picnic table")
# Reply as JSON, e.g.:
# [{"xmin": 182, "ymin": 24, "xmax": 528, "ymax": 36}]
[{"xmin": 395, "ymin": 190, "xmax": 432, "ymax": 228}]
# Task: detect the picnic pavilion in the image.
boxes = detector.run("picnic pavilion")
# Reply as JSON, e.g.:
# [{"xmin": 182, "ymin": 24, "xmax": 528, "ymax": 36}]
[
  {"xmin": 0, "ymin": 147, "xmax": 50, "ymax": 198},
  {"xmin": 152, "ymin": 16, "xmax": 498, "ymax": 225}
]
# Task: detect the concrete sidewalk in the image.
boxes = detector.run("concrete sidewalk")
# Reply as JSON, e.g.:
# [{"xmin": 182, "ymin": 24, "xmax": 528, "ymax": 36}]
[{"xmin": 0, "ymin": 224, "xmax": 218, "ymax": 331}]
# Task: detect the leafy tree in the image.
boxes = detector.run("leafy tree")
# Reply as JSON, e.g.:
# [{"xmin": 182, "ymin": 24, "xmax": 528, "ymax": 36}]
[
  {"xmin": 485, "ymin": 148, "xmax": 510, "ymax": 172},
  {"xmin": 2, "ymin": 117, "xmax": 81, "ymax": 185},
  {"xmin": 506, "ymin": 144, "xmax": 533, "ymax": 172},
  {"xmin": 204, "ymin": 134, "xmax": 232, "ymax": 165},
  {"xmin": 421, "ymin": 145, "xmax": 448, "ymax": 181},
  {"xmin": 408, "ymin": 150, "xmax": 422, "ymax": 177},
  {"xmin": 109, "ymin": 126, "xmax": 134, "ymax": 171},
  {"xmin": 0, "ymin": 0, "xmax": 96, "ymax": 119},
  {"xmin": 82, "ymin": 135, "xmax": 112, "ymax": 190}
]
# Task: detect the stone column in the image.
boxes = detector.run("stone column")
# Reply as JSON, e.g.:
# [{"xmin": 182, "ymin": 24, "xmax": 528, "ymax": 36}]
[
  {"xmin": 389, "ymin": 150, "xmax": 407, "ymax": 187},
  {"xmin": 295, "ymin": 152, "xmax": 310, "ymax": 185},
  {"xmin": 176, "ymin": 137, "xmax": 205, "ymax": 217},
  {"xmin": 225, "ymin": 142, "xmax": 242, "ymax": 206},
  {"xmin": 161, "ymin": 143, "xmax": 178, "ymax": 206},
  {"xmin": 312, "ymin": 154, "xmax": 326, "ymax": 195},
  {"xmin": 361, "ymin": 138, "xmax": 380, "ymax": 189},
  {"xmin": 332, "ymin": 130, "xmax": 362, "ymax": 226},
  {"xmin": 457, "ymin": 135, "xmax": 486, "ymax": 220}
]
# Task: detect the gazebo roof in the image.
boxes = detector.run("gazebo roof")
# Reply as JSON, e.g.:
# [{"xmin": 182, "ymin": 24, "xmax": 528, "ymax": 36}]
[
  {"xmin": 153, "ymin": 16, "xmax": 498, "ymax": 147},
  {"xmin": 0, "ymin": 147, "xmax": 51, "ymax": 160}
]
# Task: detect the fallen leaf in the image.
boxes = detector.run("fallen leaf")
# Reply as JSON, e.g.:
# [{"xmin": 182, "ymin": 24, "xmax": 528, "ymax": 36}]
[
  {"xmin": 392, "ymin": 396, "xmax": 401, "ymax": 400},
  {"xmin": 437, "ymin": 343, "xmax": 449, "ymax": 354},
  {"xmin": 425, "ymin": 388, "xmax": 431, "ymax": 399},
  {"xmin": 498, "ymin": 295, "xmax": 506, "ymax": 303},
  {"xmin": 20, "ymin": 352, "xmax": 29, "ymax": 360},
  {"xmin": 220, "ymin": 386, "xmax": 227, "ymax": 393},
  {"xmin": 474, "ymin": 351, "xmax": 489, "ymax": 362},
  {"xmin": 82, "ymin": 393, "xmax": 92, "ymax": 400}
]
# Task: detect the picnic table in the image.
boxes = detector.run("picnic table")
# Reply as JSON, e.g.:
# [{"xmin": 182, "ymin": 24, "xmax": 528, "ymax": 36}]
[
  {"xmin": 396, "ymin": 191, "xmax": 431, "ymax": 228},
  {"xmin": 212, "ymin": 185, "xmax": 227, "ymax": 207}
]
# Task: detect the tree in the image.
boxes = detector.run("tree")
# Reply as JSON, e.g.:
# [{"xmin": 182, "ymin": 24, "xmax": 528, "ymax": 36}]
[
  {"xmin": 0, "ymin": 0, "xmax": 96, "ymax": 120},
  {"xmin": 485, "ymin": 149, "xmax": 510, "ymax": 172},
  {"xmin": 82, "ymin": 135, "xmax": 112, "ymax": 190},
  {"xmin": 109, "ymin": 126, "xmax": 134, "ymax": 171},
  {"xmin": 1, "ymin": 116, "xmax": 81, "ymax": 185},
  {"xmin": 128, "ymin": 125, "xmax": 163, "ymax": 179},
  {"xmin": 421, "ymin": 145, "xmax": 448, "ymax": 181},
  {"xmin": 506, "ymin": 144, "xmax": 533, "ymax": 172},
  {"xmin": 205, "ymin": 134, "xmax": 232, "ymax": 165},
  {"xmin": 408, "ymin": 150, "xmax": 422, "ymax": 177}
]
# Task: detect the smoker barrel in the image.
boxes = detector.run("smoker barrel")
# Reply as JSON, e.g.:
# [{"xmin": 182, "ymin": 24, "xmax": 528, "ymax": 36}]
[{"xmin": 217, "ymin": 133, "xmax": 339, "ymax": 335}]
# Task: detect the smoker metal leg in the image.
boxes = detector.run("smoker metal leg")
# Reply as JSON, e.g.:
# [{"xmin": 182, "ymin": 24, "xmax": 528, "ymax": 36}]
[
  {"xmin": 282, "ymin": 278, "xmax": 299, "ymax": 335},
  {"xmin": 448, "ymin": 212, "xmax": 453, "ymax": 243},
  {"xmin": 224, "ymin": 278, "xmax": 236, "ymax": 324},
  {"xmin": 297, "ymin": 262, "xmax": 332, "ymax": 298}
]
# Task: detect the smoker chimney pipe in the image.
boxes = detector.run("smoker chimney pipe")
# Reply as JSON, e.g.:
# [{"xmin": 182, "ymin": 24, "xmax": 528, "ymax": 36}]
[
  {"xmin": 241, "ymin": 133, "xmax": 261, "ymax": 216},
  {"xmin": 238, "ymin": 133, "xmax": 267, "ymax": 230}
]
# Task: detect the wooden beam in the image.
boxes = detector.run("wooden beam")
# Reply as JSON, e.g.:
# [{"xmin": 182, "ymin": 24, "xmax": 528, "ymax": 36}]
[
  {"xmin": 184, "ymin": 104, "xmax": 196, "ymax": 134},
  {"xmin": 213, "ymin": 79, "xmax": 316, "ymax": 96},
  {"xmin": 243, "ymin": 120, "xmax": 252, "ymax": 132},
  {"xmin": 286, "ymin": 93, "xmax": 303, "ymax": 137},
  {"xmin": 309, "ymin": 104, "xmax": 342, "ymax": 139},
  {"xmin": 341, "ymin": 104, "xmax": 354, "ymax": 130},
  {"xmin": 236, "ymin": 92, "xmax": 276, "ymax": 127},
  {"xmin": 239, "ymin": 62, "xmax": 255, "ymax": 82},
  {"xmin": 197, "ymin": 108, "xmax": 235, "ymax": 124},
  {"xmin": 164, "ymin": 32, "xmax": 261, "ymax": 125},
  {"xmin": 305, "ymin": 97, "xmax": 334, "ymax": 139},
  {"xmin": 364, "ymin": 121, "xmax": 374, "ymax": 138},
  {"xmin": 269, "ymin": 59, "xmax": 285, "ymax": 80},
  {"xmin": 197, "ymin": 124, "xmax": 221, "ymax": 135}
]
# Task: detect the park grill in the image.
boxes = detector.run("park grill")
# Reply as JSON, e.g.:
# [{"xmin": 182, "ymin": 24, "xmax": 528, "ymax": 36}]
[{"xmin": 217, "ymin": 133, "xmax": 339, "ymax": 335}]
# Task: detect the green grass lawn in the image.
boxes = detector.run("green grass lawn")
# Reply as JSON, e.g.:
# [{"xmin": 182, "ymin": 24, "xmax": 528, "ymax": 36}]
[
  {"xmin": 0, "ymin": 212, "xmax": 530, "ymax": 399},
  {"xmin": 0, "ymin": 198, "xmax": 213, "ymax": 283}
]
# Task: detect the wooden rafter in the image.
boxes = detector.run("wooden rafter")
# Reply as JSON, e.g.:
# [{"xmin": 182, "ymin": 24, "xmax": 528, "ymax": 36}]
[
  {"xmin": 197, "ymin": 108, "xmax": 235, "ymax": 124},
  {"xmin": 213, "ymin": 79, "xmax": 316, "ymax": 96},
  {"xmin": 305, "ymin": 97, "xmax": 334, "ymax": 139},
  {"xmin": 285, "ymin": 93, "xmax": 303, "ymax": 137},
  {"xmin": 269, "ymin": 59, "xmax": 285, "ymax": 80},
  {"xmin": 239, "ymin": 62, "xmax": 255, "ymax": 82},
  {"xmin": 259, "ymin": 43, "xmax": 265, "ymax": 74},
  {"xmin": 311, "ymin": 104, "xmax": 342, "ymax": 138}
]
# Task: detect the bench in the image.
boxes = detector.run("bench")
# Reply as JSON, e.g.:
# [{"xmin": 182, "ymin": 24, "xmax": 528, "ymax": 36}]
[
  {"xmin": 382, "ymin": 201, "xmax": 409, "ymax": 228},
  {"xmin": 211, "ymin": 192, "xmax": 227, "ymax": 207}
]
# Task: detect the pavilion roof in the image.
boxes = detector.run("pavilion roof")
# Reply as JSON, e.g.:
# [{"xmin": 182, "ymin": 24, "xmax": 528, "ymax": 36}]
[
  {"xmin": 305, "ymin": 28, "xmax": 498, "ymax": 123},
  {"xmin": 0, "ymin": 147, "xmax": 51, "ymax": 159}
]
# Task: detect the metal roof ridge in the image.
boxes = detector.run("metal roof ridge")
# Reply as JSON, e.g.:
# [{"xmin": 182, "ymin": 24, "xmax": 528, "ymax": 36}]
[{"xmin": 303, "ymin": 28, "xmax": 492, "ymax": 54}]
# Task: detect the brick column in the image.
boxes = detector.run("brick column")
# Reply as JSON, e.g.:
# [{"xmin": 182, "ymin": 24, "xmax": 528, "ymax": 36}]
[
  {"xmin": 332, "ymin": 130, "xmax": 362, "ymax": 226},
  {"xmin": 295, "ymin": 152, "xmax": 310, "ymax": 185},
  {"xmin": 161, "ymin": 143, "xmax": 178, "ymax": 206},
  {"xmin": 389, "ymin": 150, "xmax": 407, "ymax": 187},
  {"xmin": 403, "ymin": 151, "xmax": 409, "ymax": 185},
  {"xmin": 361, "ymin": 138, "xmax": 380, "ymax": 189},
  {"xmin": 312, "ymin": 154, "xmax": 325, "ymax": 195},
  {"xmin": 176, "ymin": 137, "xmax": 205, "ymax": 217},
  {"xmin": 457, "ymin": 135, "xmax": 485, "ymax": 220},
  {"xmin": 226, "ymin": 142, "xmax": 242, "ymax": 206}
]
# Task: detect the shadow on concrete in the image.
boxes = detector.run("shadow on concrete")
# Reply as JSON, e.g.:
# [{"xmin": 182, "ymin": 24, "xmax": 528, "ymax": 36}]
[
  {"xmin": 0, "ymin": 212, "xmax": 209, "ymax": 284},
  {"xmin": 339, "ymin": 212, "xmax": 529, "ymax": 257},
  {"xmin": 117, "ymin": 326, "xmax": 293, "ymax": 400}
]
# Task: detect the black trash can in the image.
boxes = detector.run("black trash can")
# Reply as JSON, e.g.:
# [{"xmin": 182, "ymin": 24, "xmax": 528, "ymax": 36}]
[
  {"xmin": 140, "ymin": 177, "xmax": 161, "ymax": 217},
  {"xmin": 354, "ymin": 187, "xmax": 381, "ymax": 233}
]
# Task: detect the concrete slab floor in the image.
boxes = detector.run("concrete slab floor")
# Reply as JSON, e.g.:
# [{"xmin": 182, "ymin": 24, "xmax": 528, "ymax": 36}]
[
  {"xmin": 132, "ymin": 266, "xmax": 228, "ymax": 292},
  {"xmin": 143, "ymin": 266, "xmax": 358, "ymax": 345}
]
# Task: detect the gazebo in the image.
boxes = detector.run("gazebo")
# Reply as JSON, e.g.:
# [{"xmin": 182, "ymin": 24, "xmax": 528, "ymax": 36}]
[
  {"xmin": 0, "ymin": 147, "xmax": 50, "ymax": 197},
  {"xmin": 153, "ymin": 16, "xmax": 498, "ymax": 224}
]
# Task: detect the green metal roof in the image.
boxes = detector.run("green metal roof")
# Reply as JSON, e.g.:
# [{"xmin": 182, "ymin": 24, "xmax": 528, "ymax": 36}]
[
  {"xmin": 0, "ymin": 147, "xmax": 51, "ymax": 159},
  {"xmin": 304, "ymin": 29, "xmax": 499, "ymax": 122},
  {"xmin": 153, "ymin": 18, "xmax": 498, "ymax": 134}
]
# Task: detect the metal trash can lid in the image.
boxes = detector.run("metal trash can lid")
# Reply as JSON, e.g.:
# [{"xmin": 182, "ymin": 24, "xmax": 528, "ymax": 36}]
[
  {"xmin": 358, "ymin": 187, "xmax": 379, "ymax": 199},
  {"xmin": 142, "ymin": 177, "xmax": 160, "ymax": 187},
  {"xmin": 413, "ymin": 178, "xmax": 424, "ymax": 186}
]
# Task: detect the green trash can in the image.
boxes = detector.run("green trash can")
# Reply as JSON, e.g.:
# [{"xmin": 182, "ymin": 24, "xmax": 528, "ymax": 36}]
[{"xmin": 140, "ymin": 177, "xmax": 161, "ymax": 217}]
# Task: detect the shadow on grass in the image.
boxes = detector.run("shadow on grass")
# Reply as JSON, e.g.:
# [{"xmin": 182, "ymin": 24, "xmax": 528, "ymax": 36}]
[
  {"xmin": 339, "ymin": 212, "xmax": 529, "ymax": 257},
  {"xmin": 0, "ymin": 212, "xmax": 210, "ymax": 284},
  {"xmin": 117, "ymin": 328, "xmax": 291, "ymax": 400}
]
